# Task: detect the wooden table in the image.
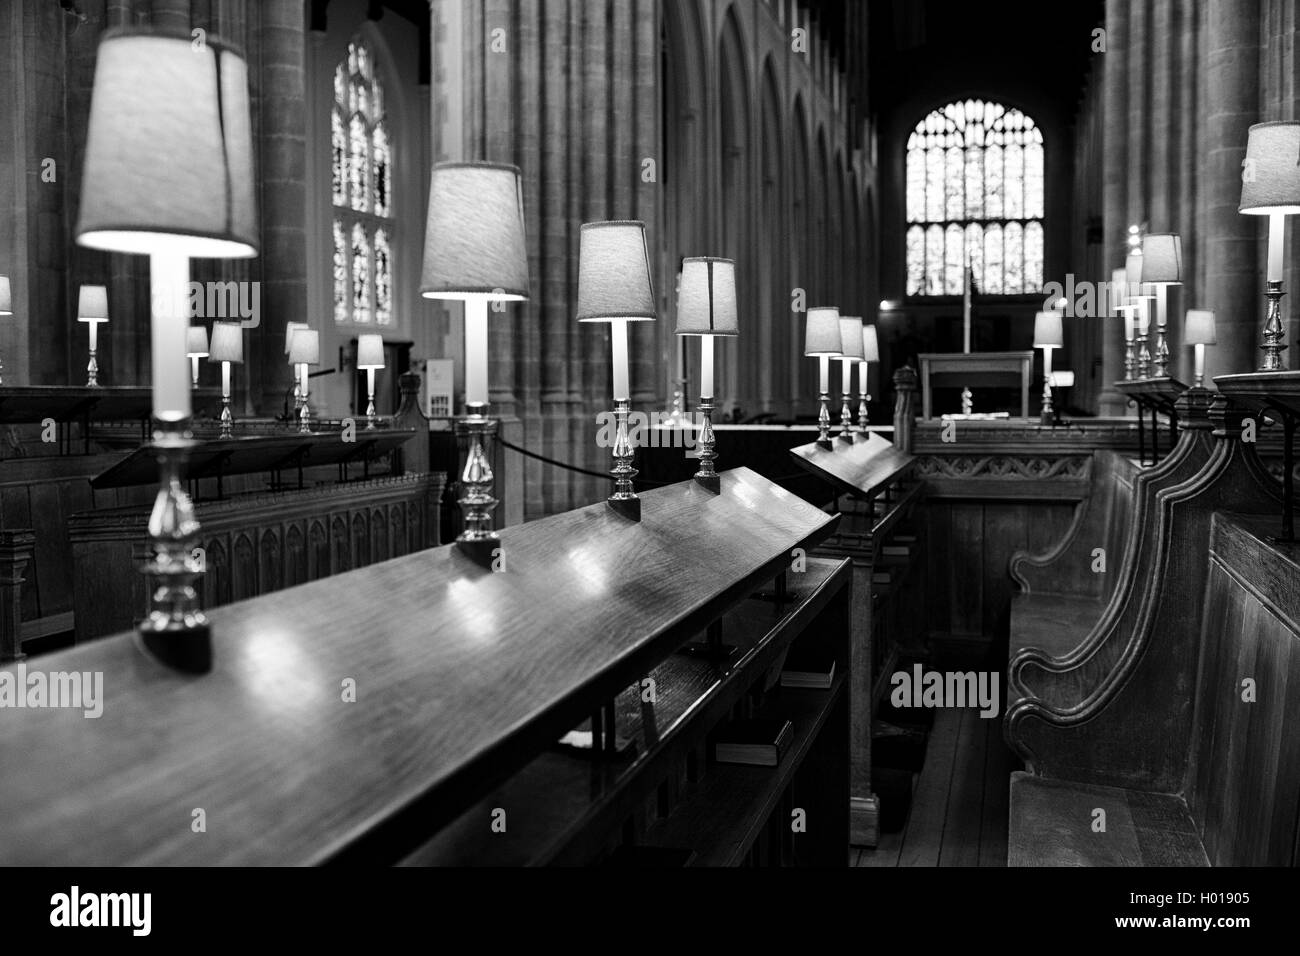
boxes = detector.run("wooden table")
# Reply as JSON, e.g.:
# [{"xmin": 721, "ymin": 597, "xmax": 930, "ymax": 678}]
[
  {"xmin": 0, "ymin": 466, "xmax": 845, "ymax": 865},
  {"xmin": 919, "ymin": 351, "xmax": 1034, "ymax": 420}
]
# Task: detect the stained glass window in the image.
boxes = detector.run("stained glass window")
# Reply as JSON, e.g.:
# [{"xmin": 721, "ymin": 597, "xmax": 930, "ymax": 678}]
[
  {"xmin": 905, "ymin": 100, "xmax": 1045, "ymax": 296},
  {"xmin": 332, "ymin": 38, "xmax": 394, "ymax": 325}
]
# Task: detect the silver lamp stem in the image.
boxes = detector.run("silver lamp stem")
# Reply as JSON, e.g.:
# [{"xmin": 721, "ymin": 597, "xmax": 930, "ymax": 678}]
[
  {"xmin": 137, "ymin": 418, "xmax": 210, "ymax": 673},
  {"xmin": 694, "ymin": 396, "xmax": 720, "ymax": 493},
  {"xmin": 608, "ymin": 398, "xmax": 641, "ymax": 520},
  {"xmin": 1262, "ymin": 280, "xmax": 1288, "ymax": 371},
  {"xmin": 87, "ymin": 347, "xmax": 99, "ymax": 388}
]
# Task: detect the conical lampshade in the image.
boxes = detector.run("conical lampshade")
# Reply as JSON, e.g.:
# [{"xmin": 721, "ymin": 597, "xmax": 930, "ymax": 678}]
[
  {"xmin": 209, "ymin": 321, "xmax": 244, "ymax": 364},
  {"xmin": 77, "ymin": 285, "xmax": 109, "ymax": 323},
  {"xmin": 288, "ymin": 329, "xmax": 320, "ymax": 367},
  {"xmin": 576, "ymin": 222, "xmax": 657, "ymax": 322},
  {"xmin": 420, "ymin": 162, "xmax": 529, "ymax": 301},
  {"xmin": 75, "ymin": 30, "xmax": 258, "ymax": 257},
  {"xmin": 186, "ymin": 326, "xmax": 209, "ymax": 357},
  {"xmin": 1240, "ymin": 121, "xmax": 1300, "ymax": 215},
  {"xmin": 675, "ymin": 257, "xmax": 738, "ymax": 336},
  {"xmin": 805, "ymin": 307, "xmax": 842, "ymax": 355},
  {"xmin": 838, "ymin": 317, "xmax": 866, "ymax": 360},
  {"xmin": 357, "ymin": 334, "xmax": 385, "ymax": 370}
]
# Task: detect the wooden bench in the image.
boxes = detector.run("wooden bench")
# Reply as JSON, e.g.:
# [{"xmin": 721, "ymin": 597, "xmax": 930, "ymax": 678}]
[
  {"xmin": 1006, "ymin": 449, "xmax": 1139, "ymax": 660},
  {"xmin": 1007, "ymin": 390, "xmax": 1219, "ymax": 705},
  {"xmin": 1006, "ymin": 396, "xmax": 1296, "ymax": 865},
  {"xmin": 1009, "ymin": 513, "xmax": 1300, "ymax": 866}
]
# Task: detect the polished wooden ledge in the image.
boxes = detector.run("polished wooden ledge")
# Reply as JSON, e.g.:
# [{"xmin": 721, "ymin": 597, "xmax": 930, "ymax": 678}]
[{"xmin": 0, "ymin": 467, "xmax": 838, "ymax": 865}]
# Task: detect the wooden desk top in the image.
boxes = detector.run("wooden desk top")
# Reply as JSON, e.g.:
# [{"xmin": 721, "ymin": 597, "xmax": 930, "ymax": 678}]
[
  {"xmin": 90, "ymin": 428, "xmax": 418, "ymax": 488},
  {"xmin": 789, "ymin": 432, "xmax": 915, "ymax": 500},
  {"xmin": 0, "ymin": 467, "xmax": 837, "ymax": 865},
  {"xmin": 0, "ymin": 385, "xmax": 222, "ymax": 424}
]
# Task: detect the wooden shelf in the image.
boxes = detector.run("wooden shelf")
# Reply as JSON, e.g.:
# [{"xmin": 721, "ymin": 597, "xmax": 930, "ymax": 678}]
[
  {"xmin": 640, "ymin": 676, "xmax": 848, "ymax": 866},
  {"xmin": 399, "ymin": 558, "xmax": 851, "ymax": 866}
]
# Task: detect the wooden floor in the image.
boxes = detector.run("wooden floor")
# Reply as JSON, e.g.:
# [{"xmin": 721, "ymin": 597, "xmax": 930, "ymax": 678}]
[{"xmin": 853, "ymin": 706, "xmax": 1016, "ymax": 867}]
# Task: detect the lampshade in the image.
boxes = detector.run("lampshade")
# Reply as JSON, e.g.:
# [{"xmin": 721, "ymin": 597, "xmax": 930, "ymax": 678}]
[
  {"xmin": 420, "ymin": 162, "xmax": 529, "ymax": 301},
  {"xmin": 675, "ymin": 257, "xmax": 738, "ymax": 336},
  {"xmin": 838, "ymin": 317, "xmax": 866, "ymax": 360},
  {"xmin": 1140, "ymin": 234, "xmax": 1182, "ymax": 284},
  {"xmin": 862, "ymin": 324, "xmax": 880, "ymax": 362},
  {"xmin": 288, "ymin": 329, "xmax": 320, "ymax": 367},
  {"xmin": 357, "ymin": 333, "xmax": 385, "ymax": 369},
  {"xmin": 1034, "ymin": 311, "xmax": 1064, "ymax": 348},
  {"xmin": 186, "ymin": 326, "xmax": 209, "ymax": 357},
  {"xmin": 77, "ymin": 285, "xmax": 109, "ymax": 323},
  {"xmin": 1185, "ymin": 309, "xmax": 1217, "ymax": 346},
  {"xmin": 575, "ymin": 221, "xmax": 657, "ymax": 322},
  {"xmin": 1049, "ymin": 371, "xmax": 1076, "ymax": 389},
  {"xmin": 0, "ymin": 276, "xmax": 13, "ymax": 316},
  {"xmin": 1240, "ymin": 121, "xmax": 1300, "ymax": 214},
  {"xmin": 209, "ymin": 321, "xmax": 244, "ymax": 364},
  {"xmin": 284, "ymin": 321, "xmax": 309, "ymax": 355},
  {"xmin": 1125, "ymin": 251, "xmax": 1143, "ymax": 287},
  {"xmin": 75, "ymin": 30, "xmax": 258, "ymax": 257},
  {"xmin": 804, "ymin": 307, "xmax": 842, "ymax": 355}
]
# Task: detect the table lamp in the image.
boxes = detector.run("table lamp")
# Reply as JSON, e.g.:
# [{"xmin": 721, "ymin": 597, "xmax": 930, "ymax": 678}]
[
  {"xmin": 1240, "ymin": 121, "xmax": 1300, "ymax": 370},
  {"xmin": 860, "ymin": 324, "xmax": 880, "ymax": 430},
  {"xmin": 577, "ymin": 221, "xmax": 657, "ymax": 522},
  {"xmin": 357, "ymin": 333, "xmax": 386, "ymax": 430},
  {"xmin": 422, "ymin": 162, "xmax": 530, "ymax": 555},
  {"xmin": 804, "ymin": 306, "xmax": 842, "ymax": 449},
  {"xmin": 185, "ymin": 326, "xmax": 209, "ymax": 388},
  {"xmin": 75, "ymin": 29, "xmax": 258, "ymax": 673},
  {"xmin": 0, "ymin": 276, "xmax": 10, "ymax": 385},
  {"xmin": 1034, "ymin": 310, "xmax": 1064, "ymax": 425},
  {"xmin": 75, "ymin": 285, "xmax": 109, "ymax": 387},
  {"xmin": 209, "ymin": 321, "xmax": 244, "ymax": 439},
  {"xmin": 837, "ymin": 316, "xmax": 865, "ymax": 443},
  {"xmin": 675, "ymin": 257, "xmax": 738, "ymax": 493},
  {"xmin": 288, "ymin": 329, "xmax": 320, "ymax": 433},
  {"xmin": 1185, "ymin": 309, "xmax": 1217, "ymax": 388},
  {"xmin": 1140, "ymin": 234, "xmax": 1182, "ymax": 377},
  {"xmin": 284, "ymin": 321, "xmax": 308, "ymax": 417},
  {"xmin": 1111, "ymin": 267, "xmax": 1137, "ymax": 379}
]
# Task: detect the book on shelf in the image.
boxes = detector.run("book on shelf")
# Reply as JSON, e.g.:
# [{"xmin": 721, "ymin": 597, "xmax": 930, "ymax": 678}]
[
  {"xmin": 880, "ymin": 544, "xmax": 910, "ymax": 558},
  {"xmin": 714, "ymin": 718, "xmax": 794, "ymax": 767},
  {"xmin": 780, "ymin": 646, "xmax": 837, "ymax": 690}
]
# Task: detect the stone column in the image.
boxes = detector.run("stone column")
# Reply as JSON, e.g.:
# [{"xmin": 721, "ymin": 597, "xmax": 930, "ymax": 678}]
[
  {"xmin": 253, "ymin": 0, "xmax": 307, "ymax": 414},
  {"xmin": 1204, "ymin": 0, "xmax": 1260, "ymax": 377},
  {"xmin": 1099, "ymin": 0, "xmax": 1129, "ymax": 414}
]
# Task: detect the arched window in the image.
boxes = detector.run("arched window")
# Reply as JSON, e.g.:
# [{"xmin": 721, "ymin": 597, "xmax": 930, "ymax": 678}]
[
  {"xmin": 331, "ymin": 39, "xmax": 393, "ymax": 325},
  {"xmin": 905, "ymin": 100, "xmax": 1044, "ymax": 297}
]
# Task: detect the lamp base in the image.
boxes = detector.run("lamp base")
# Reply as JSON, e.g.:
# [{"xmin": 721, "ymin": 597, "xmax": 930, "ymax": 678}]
[
  {"xmin": 694, "ymin": 473, "xmax": 721, "ymax": 495},
  {"xmin": 607, "ymin": 496, "xmax": 642, "ymax": 522},
  {"xmin": 137, "ymin": 621, "xmax": 212, "ymax": 675},
  {"xmin": 455, "ymin": 534, "xmax": 501, "ymax": 570}
]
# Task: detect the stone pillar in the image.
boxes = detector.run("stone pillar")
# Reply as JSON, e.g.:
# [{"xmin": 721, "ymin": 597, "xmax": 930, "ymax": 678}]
[
  {"xmin": 252, "ymin": 0, "xmax": 307, "ymax": 415},
  {"xmin": 1204, "ymin": 0, "xmax": 1261, "ymax": 377},
  {"xmin": 1099, "ymin": 0, "xmax": 1130, "ymax": 416}
]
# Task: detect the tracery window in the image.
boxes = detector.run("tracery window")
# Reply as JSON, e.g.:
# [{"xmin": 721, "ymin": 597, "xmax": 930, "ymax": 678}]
[
  {"xmin": 332, "ymin": 39, "xmax": 393, "ymax": 325},
  {"xmin": 905, "ymin": 100, "xmax": 1044, "ymax": 297}
]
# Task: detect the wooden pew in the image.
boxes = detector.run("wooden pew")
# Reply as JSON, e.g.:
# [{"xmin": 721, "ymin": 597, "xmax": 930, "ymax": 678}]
[
  {"xmin": 1005, "ymin": 395, "xmax": 1295, "ymax": 864},
  {"xmin": 1008, "ymin": 390, "xmax": 1219, "ymax": 703},
  {"xmin": 1009, "ymin": 512, "xmax": 1300, "ymax": 866},
  {"xmin": 1006, "ymin": 449, "xmax": 1140, "ymax": 660}
]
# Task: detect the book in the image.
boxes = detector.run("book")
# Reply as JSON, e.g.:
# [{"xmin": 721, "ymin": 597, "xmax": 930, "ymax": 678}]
[
  {"xmin": 881, "ymin": 544, "xmax": 910, "ymax": 558},
  {"xmin": 714, "ymin": 718, "xmax": 794, "ymax": 767},
  {"xmin": 780, "ymin": 647, "xmax": 837, "ymax": 690}
]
